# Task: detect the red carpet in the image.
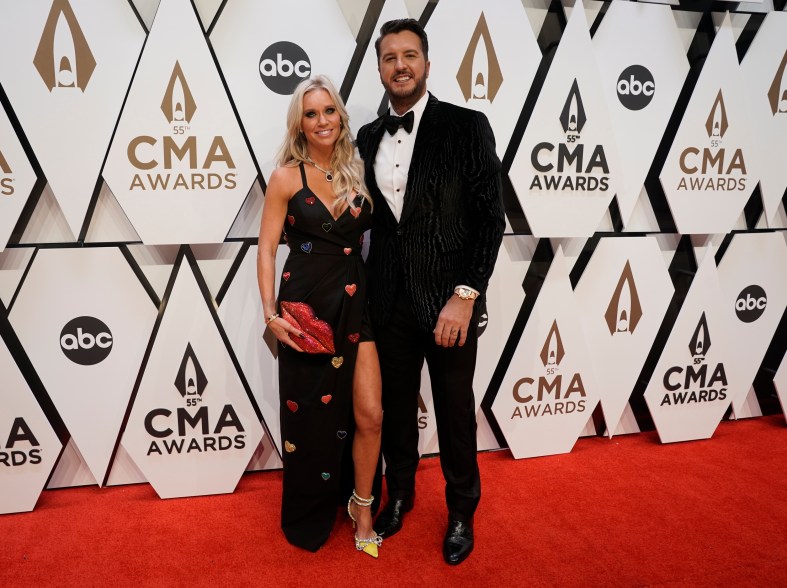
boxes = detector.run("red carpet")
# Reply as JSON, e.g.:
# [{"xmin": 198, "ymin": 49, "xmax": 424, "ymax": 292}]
[{"xmin": 2, "ymin": 416, "xmax": 785, "ymax": 587}]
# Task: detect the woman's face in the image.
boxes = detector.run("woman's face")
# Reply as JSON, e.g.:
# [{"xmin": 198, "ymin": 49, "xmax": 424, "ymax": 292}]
[{"xmin": 300, "ymin": 89, "xmax": 341, "ymax": 153}]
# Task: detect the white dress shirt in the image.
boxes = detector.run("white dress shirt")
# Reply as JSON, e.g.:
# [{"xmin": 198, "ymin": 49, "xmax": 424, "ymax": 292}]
[{"xmin": 373, "ymin": 92, "xmax": 429, "ymax": 222}]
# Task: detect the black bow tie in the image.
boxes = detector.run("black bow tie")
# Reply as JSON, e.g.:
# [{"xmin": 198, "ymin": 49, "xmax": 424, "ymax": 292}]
[{"xmin": 383, "ymin": 111, "xmax": 414, "ymax": 135}]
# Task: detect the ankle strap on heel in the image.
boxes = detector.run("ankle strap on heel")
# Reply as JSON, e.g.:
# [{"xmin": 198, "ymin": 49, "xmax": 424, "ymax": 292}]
[{"xmin": 350, "ymin": 490, "xmax": 374, "ymax": 507}]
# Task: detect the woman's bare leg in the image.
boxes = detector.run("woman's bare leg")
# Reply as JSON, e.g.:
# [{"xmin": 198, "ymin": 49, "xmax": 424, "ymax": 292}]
[{"xmin": 350, "ymin": 341, "xmax": 383, "ymax": 541}]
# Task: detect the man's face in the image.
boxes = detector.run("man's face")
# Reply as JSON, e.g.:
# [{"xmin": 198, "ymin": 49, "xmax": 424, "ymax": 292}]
[{"xmin": 378, "ymin": 30, "xmax": 430, "ymax": 107}]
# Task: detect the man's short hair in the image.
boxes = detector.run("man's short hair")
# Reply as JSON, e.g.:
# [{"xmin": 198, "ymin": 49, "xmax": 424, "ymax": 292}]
[{"xmin": 374, "ymin": 18, "xmax": 429, "ymax": 61}]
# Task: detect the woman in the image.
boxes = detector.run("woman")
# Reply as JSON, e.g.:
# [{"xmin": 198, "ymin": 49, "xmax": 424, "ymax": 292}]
[{"xmin": 257, "ymin": 75, "xmax": 383, "ymax": 557}]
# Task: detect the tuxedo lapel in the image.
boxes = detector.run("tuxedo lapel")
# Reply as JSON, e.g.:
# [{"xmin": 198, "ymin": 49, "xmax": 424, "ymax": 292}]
[
  {"xmin": 362, "ymin": 118, "xmax": 398, "ymax": 225},
  {"xmin": 399, "ymin": 95, "xmax": 443, "ymax": 226},
  {"xmin": 363, "ymin": 118, "xmax": 385, "ymax": 190}
]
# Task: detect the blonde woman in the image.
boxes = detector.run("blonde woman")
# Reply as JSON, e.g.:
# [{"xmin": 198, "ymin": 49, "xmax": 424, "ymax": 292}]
[{"xmin": 257, "ymin": 75, "xmax": 382, "ymax": 556}]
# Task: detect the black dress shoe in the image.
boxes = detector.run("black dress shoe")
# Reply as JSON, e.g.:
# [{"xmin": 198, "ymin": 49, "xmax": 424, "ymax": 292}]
[
  {"xmin": 443, "ymin": 519, "xmax": 474, "ymax": 565},
  {"xmin": 373, "ymin": 495, "xmax": 414, "ymax": 538}
]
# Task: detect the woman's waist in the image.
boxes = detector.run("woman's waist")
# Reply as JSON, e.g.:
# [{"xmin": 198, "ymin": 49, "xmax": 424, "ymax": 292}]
[{"xmin": 285, "ymin": 238, "xmax": 364, "ymax": 257}]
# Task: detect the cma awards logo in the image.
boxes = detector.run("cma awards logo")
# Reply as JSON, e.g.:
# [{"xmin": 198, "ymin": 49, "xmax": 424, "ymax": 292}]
[
  {"xmin": 529, "ymin": 80, "xmax": 610, "ymax": 192},
  {"xmin": 510, "ymin": 321, "xmax": 587, "ymax": 419},
  {"xmin": 259, "ymin": 41, "xmax": 311, "ymax": 95},
  {"xmin": 456, "ymin": 13, "xmax": 503, "ymax": 104},
  {"xmin": 60, "ymin": 316, "xmax": 113, "ymax": 366},
  {"xmin": 417, "ymin": 393, "xmax": 429, "ymax": 430},
  {"xmin": 676, "ymin": 90, "xmax": 747, "ymax": 192},
  {"xmin": 161, "ymin": 62, "xmax": 196, "ymax": 125},
  {"xmin": 616, "ymin": 65, "xmax": 655, "ymax": 111},
  {"xmin": 604, "ymin": 261, "xmax": 643, "ymax": 335},
  {"xmin": 143, "ymin": 344, "xmax": 247, "ymax": 457},
  {"xmin": 0, "ymin": 149, "xmax": 13, "ymax": 196},
  {"xmin": 735, "ymin": 285, "xmax": 766, "ymax": 323},
  {"xmin": 1, "ymin": 417, "xmax": 44, "ymax": 467},
  {"xmin": 768, "ymin": 50, "xmax": 787, "ymax": 116},
  {"xmin": 660, "ymin": 312, "xmax": 728, "ymax": 407},
  {"xmin": 126, "ymin": 61, "xmax": 238, "ymax": 192},
  {"xmin": 33, "ymin": 0, "xmax": 96, "ymax": 92}
]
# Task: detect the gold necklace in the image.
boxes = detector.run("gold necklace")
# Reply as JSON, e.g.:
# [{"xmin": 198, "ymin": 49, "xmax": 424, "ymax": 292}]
[{"xmin": 307, "ymin": 158, "xmax": 333, "ymax": 182}]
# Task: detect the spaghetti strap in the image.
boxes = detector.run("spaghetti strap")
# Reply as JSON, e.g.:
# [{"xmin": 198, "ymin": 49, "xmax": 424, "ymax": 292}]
[{"xmin": 299, "ymin": 162, "xmax": 308, "ymax": 188}]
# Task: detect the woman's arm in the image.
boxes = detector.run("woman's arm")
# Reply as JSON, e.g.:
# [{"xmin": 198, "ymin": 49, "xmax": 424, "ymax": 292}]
[{"xmin": 257, "ymin": 167, "xmax": 304, "ymax": 352}]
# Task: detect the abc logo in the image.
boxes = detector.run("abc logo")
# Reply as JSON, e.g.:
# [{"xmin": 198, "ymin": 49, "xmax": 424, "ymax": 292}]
[
  {"xmin": 259, "ymin": 41, "xmax": 311, "ymax": 95},
  {"xmin": 617, "ymin": 65, "xmax": 655, "ymax": 111},
  {"xmin": 735, "ymin": 285, "xmax": 767, "ymax": 323},
  {"xmin": 60, "ymin": 316, "xmax": 113, "ymax": 365}
]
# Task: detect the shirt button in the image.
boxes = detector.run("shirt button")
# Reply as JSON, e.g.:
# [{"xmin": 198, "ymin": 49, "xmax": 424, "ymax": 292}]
[
  {"xmin": 396, "ymin": 229, "xmax": 403, "ymax": 236},
  {"xmin": 398, "ymin": 140, "xmax": 401, "ymax": 144},
  {"xmin": 396, "ymin": 188, "xmax": 400, "ymax": 192},
  {"xmin": 395, "ymin": 164, "xmax": 399, "ymax": 167}
]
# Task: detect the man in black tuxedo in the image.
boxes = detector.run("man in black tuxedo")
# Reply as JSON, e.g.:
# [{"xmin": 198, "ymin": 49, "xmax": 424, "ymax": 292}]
[{"xmin": 356, "ymin": 19, "xmax": 504, "ymax": 565}]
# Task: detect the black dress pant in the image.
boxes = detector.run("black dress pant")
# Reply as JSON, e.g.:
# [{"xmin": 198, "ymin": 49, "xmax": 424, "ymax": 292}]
[{"xmin": 375, "ymin": 290, "xmax": 481, "ymax": 522}]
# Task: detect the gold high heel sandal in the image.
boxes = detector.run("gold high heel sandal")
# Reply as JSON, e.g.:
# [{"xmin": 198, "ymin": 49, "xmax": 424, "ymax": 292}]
[{"xmin": 347, "ymin": 490, "xmax": 383, "ymax": 558}]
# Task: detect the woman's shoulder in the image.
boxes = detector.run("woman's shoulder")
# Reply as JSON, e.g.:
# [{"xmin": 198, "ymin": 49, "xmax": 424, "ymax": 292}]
[
  {"xmin": 268, "ymin": 163, "xmax": 303, "ymax": 197},
  {"xmin": 269, "ymin": 163, "xmax": 301, "ymax": 182}
]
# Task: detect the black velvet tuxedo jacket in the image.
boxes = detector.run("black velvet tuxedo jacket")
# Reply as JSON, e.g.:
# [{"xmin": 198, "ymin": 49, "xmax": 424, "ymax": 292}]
[{"xmin": 357, "ymin": 94, "xmax": 505, "ymax": 332}]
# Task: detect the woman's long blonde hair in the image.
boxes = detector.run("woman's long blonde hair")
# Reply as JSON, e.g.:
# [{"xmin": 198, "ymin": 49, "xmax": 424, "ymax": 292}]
[{"xmin": 276, "ymin": 75, "xmax": 371, "ymax": 214}]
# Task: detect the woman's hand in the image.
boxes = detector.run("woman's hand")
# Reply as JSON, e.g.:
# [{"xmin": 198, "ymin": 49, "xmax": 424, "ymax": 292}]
[{"xmin": 267, "ymin": 316, "xmax": 305, "ymax": 352}]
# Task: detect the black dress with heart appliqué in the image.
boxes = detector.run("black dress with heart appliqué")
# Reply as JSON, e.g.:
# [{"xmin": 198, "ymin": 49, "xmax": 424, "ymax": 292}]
[{"xmin": 276, "ymin": 163, "xmax": 372, "ymax": 551}]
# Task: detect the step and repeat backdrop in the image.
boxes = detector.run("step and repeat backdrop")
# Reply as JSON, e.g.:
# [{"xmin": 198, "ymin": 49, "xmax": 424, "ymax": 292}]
[{"xmin": 1, "ymin": 0, "xmax": 786, "ymax": 514}]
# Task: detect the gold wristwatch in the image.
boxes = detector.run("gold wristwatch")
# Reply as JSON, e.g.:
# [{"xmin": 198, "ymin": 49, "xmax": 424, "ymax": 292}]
[{"xmin": 454, "ymin": 286, "xmax": 478, "ymax": 301}]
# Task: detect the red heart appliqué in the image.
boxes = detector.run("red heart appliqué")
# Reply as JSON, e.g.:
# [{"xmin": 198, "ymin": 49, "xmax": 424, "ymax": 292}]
[
  {"xmin": 286, "ymin": 400, "xmax": 298, "ymax": 412},
  {"xmin": 343, "ymin": 248, "xmax": 352, "ymax": 255},
  {"xmin": 305, "ymin": 197, "xmax": 316, "ymax": 205},
  {"xmin": 282, "ymin": 272, "xmax": 290, "ymax": 281},
  {"xmin": 344, "ymin": 284, "xmax": 357, "ymax": 296},
  {"xmin": 287, "ymin": 215, "xmax": 295, "ymax": 226},
  {"xmin": 321, "ymin": 395, "xmax": 332, "ymax": 404},
  {"xmin": 348, "ymin": 333, "xmax": 360, "ymax": 343}
]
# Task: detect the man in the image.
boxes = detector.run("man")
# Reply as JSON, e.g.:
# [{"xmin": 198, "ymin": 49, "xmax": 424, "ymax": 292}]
[{"xmin": 356, "ymin": 19, "xmax": 504, "ymax": 565}]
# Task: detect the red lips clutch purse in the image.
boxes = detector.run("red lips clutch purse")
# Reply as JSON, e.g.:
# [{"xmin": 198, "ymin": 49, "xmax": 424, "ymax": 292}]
[{"xmin": 279, "ymin": 301, "xmax": 336, "ymax": 354}]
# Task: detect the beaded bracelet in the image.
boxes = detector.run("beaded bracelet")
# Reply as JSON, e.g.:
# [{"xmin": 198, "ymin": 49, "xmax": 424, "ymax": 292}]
[{"xmin": 265, "ymin": 312, "xmax": 280, "ymax": 325}]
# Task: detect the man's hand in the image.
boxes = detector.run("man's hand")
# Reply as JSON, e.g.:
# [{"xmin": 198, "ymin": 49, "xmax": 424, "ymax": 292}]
[{"xmin": 434, "ymin": 295, "xmax": 474, "ymax": 347}]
